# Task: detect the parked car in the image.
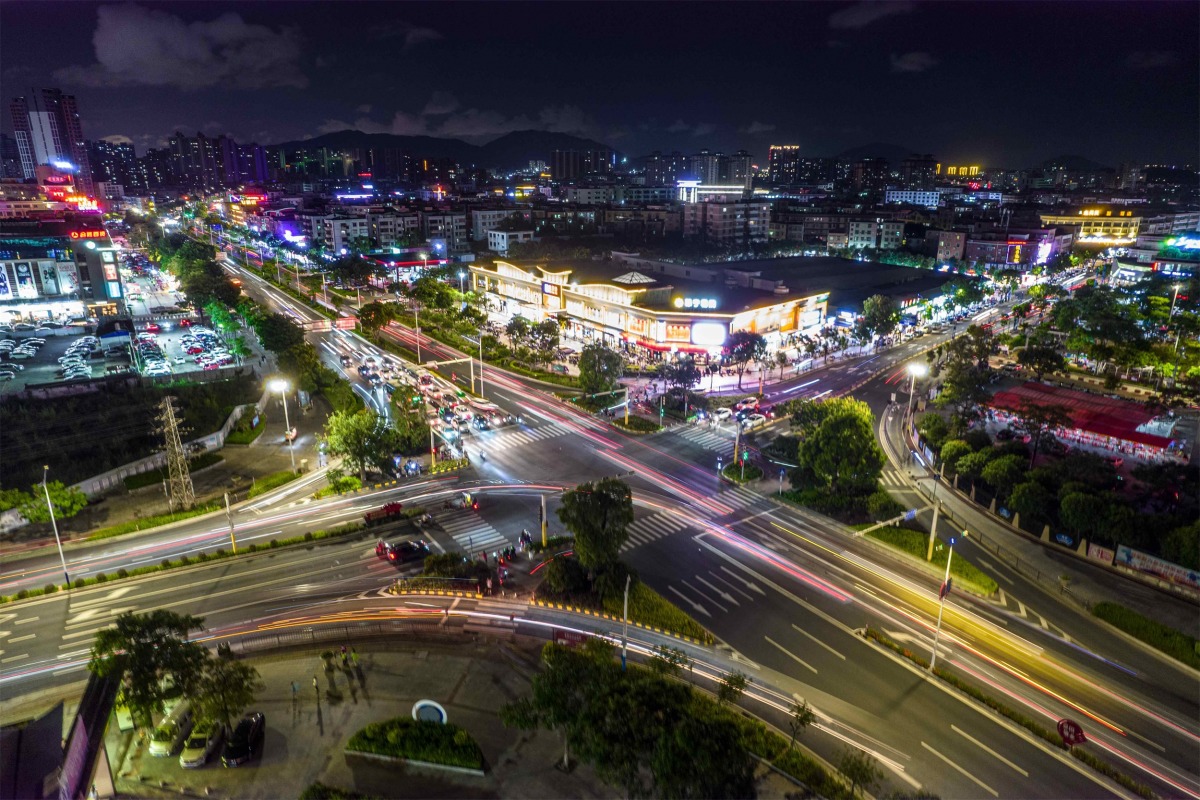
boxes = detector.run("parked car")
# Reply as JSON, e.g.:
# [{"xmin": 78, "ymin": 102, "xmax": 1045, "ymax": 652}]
[
  {"xmin": 148, "ymin": 702, "xmax": 193, "ymax": 757},
  {"xmin": 221, "ymin": 712, "xmax": 265, "ymax": 767},
  {"xmin": 179, "ymin": 721, "xmax": 225, "ymax": 768}
]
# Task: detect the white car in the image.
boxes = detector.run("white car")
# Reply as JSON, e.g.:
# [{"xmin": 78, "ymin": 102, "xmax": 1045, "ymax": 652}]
[
  {"xmin": 741, "ymin": 413, "xmax": 768, "ymax": 430},
  {"xmin": 9, "ymin": 350, "xmax": 34, "ymax": 360},
  {"xmin": 714, "ymin": 407, "xmax": 734, "ymax": 422},
  {"xmin": 734, "ymin": 396, "xmax": 760, "ymax": 412},
  {"xmin": 179, "ymin": 721, "xmax": 224, "ymax": 768}
]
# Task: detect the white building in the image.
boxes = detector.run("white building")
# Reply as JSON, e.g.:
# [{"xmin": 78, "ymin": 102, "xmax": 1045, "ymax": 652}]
[
  {"xmin": 420, "ymin": 211, "xmax": 467, "ymax": 251},
  {"xmin": 884, "ymin": 188, "xmax": 942, "ymax": 208},
  {"xmin": 470, "ymin": 208, "xmax": 521, "ymax": 241},
  {"xmin": 487, "ymin": 229, "xmax": 535, "ymax": 256},
  {"xmin": 368, "ymin": 212, "xmax": 421, "ymax": 248},
  {"xmin": 565, "ymin": 186, "xmax": 615, "ymax": 205}
]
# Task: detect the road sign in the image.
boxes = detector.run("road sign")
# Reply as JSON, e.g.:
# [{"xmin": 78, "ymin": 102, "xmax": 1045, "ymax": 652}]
[
  {"xmin": 939, "ymin": 579, "xmax": 953, "ymax": 600},
  {"xmin": 333, "ymin": 317, "xmax": 357, "ymax": 330},
  {"xmin": 553, "ymin": 629, "xmax": 589, "ymax": 648},
  {"xmin": 904, "ymin": 509, "xmax": 917, "ymax": 521},
  {"xmin": 1057, "ymin": 718, "xmax": 1087, "ymax": 747}
]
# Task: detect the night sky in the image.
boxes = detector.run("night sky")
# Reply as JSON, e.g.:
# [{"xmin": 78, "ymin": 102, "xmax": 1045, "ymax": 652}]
[{"xmin": 2, "ymin": 1, "xmax": 1197, "ymax": 168}]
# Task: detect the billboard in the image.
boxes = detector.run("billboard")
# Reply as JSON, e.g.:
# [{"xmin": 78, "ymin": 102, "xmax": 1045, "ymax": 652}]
[
  {"xmin": 1115, "ymin": 545, "xmax": 1199, "ymax": 590},
  {"xmin": 0, "ymin": 263, "xmax": 11, "ymax": 300}
]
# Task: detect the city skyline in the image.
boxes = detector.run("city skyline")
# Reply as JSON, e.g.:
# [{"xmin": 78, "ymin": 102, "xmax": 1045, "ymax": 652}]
[{"xmin": 1, "ymin": 1, "xmax": 1197, "ymax": 168}]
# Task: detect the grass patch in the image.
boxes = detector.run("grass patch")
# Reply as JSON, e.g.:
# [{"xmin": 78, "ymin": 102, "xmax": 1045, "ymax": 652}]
[
  {"xmin": 87, "ymin": 501, "xmax": 222, "ymax": 541},
  {"xmin": 568, "ymin": 392, "xmax": 621, "ymax": 413},
  {"xmin": 865, "ymin": 628, "xmax": 1156, "ymax": 799},
  {"xmin": 247, "ymin": 469, "xmax": 300, "ymax": 499},
  {"xmin": 346, "ymin": 717, "xmax": 483, "ymax": 770},
  {"xmin": 601, "ymin": 581, "xmax": 713, "ymax": 644},
  {"xmin": 122, "ymin": 453, "xmax": 224, "ymax": 491},
  {"xmin": 313, "ymin": 475, "xmax": 362, "ymax": 499},
  {"xmin": 858, "ymin": 525, "xmax": 998, "ymax": 594},
  {"xmin": 299, "ymin": 783, "xmax": 379, "ymax": 800},
  {"xmin": 7, "ymin": 523, "xmax": 366, "ymax": 603},
  {"xmin": 611, "ymin": 415, "xmax": 661, "ymax": 433},
  {"xmin": 225, "ymin": 416, "xmax": 265, "ymax": 445},
  {"xmin": 1092, "ymin": 602, "xmax": 1200, "ymax": 670},
  {"xmin": 722, "ymin": 463, "xmax": 763, "ymax": 483}
]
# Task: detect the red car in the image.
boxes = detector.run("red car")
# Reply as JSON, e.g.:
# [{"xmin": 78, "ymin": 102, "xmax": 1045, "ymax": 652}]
[
  {"xmin": 202, "ymin": 361, "xmax": 220, "ymax": 370},
  {"xmin": 143, "ymin": 322, "xmax": 161, "ymax": 333},
  {"xmin": 179, "ymin": 318, "xmax": 193, "ymax": 327},
  {"xmin": 185, "ymin": 345, "xmax": 204, "ymax": 355}
]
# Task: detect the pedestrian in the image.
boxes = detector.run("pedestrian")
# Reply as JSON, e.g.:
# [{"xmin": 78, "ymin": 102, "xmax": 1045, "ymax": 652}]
[
  {"xmin": 486, "ymin": 576, "xmax": 493, "ymax": 594},
  {"xmin": 291, "ymin": 681, "xmax": 299, "ymax": 698},
  {"xmin": 312, "ymin": 675, "xmax": 318, "ymax": 692}
]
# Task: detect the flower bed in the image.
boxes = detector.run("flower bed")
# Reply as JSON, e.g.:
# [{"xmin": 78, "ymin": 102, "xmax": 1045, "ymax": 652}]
[{"xmin": 346, "ymin": 718, "xmax": 484, "ymax": 771}]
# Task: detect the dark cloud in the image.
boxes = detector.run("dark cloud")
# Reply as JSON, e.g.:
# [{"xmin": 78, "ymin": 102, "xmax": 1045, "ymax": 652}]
[
  {"xmin": 740, "ymin": 121, "xmax": 777, "ymax": 135},
  {"xmin": 368, "ymin": 20, "xmax": 443, "ymax": 49},
  {"xmin": 829, "ymin": 1, "xmax": 914, "ymax": 30},
  {"xmin": 890, "ymin": 51, "xmax": 937, "ymax": 73},
  {"xmin": 53, "ymin": 5, "xmax": 306, "ymax": 90},
  {"xmin": 1125, "ymin": 51, "xmax": 1180, "ymax": 70}
]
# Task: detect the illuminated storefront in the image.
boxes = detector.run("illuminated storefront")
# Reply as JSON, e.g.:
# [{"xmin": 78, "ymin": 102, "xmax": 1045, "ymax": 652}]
[
  {"xmin": 470, "ymin": 260, "xmax": 827, "ymax": 356},
  {"xmin": 0, "ymin": 222, "xmax": 125, "ymax": 321}
]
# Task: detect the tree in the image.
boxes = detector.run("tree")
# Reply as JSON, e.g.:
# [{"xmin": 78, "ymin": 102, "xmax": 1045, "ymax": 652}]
[
  {"xmin": 357, "ymin": 301, "xmax": 391, "ymax": 335},
  {"xmin": 1016, "ymin": 326, "xmax": 1067, "ymax": 380},
  {"xmin": 792, "ymin": 398, "xmax": 885, "ymax": 495},
  {"xmin": 916, "ymin": 414, "xmax": 950, "ymax": 452},
  {"xmin": 577, "ymin": 342, "xmax": 624, "ymax": 395},
  {"xmin": 527, "ymin": 319, "xmax": 561, "ymax": 368},
  {"xmin": 650, "ymin": 709, "xmax": 756, "ymax": 800},
  {"xmin": 88, "ymin": 611, "xmax": 207, "ymax": 730},
  {"xmin": 17, "ymin": 480, "xmax": 87, "ymax": 524},
  {"xmin": 322, "ymin": 410, "xmax": 397, "ymax": 481},
  {"xmin": 252, "ymin": 312, "xmax": 306, "ymax": 354},
  {"xmin": 939, "ymin": 440, "xmax": 972, "ymax": 474},
  {"xmin": 1008, "ymin": 482, "xmax": 1056, "ymax": 525},
  {"xmin": 838, "ymin": 748, "xmax": 884, "ymax": 798},
  {"xmin": 716, "ymin": 670, "xmax": 750, "ymax": 706},
  {"xmin": 788, "ymin": 700, "xmax": 817, "ymax": 751},
  {"xmin": 193, "ymin": 650, "xmax": 264, "ymax": 731},
  {"xmin": 1163, "ymin": 521, "xmax": 1200, "ymax": 571},
  {"xmin": 648, "ymin": 645, "xmax": 691, "ymax": 677},
  {"xmin": 861, "ymin": 294, "xmax": 900, "ymax": 339},
  {"xmin": 557, "ymin": 478, "xmax": 634, "ymax": 573},
  {"xmin": 1059, "ymin": 492, "xmax": 1096, "ymax": 537},
  {"xmin": 775, "ymin": 350, "xmax": 790, "ymax": 380},
  {"xmin": 1011, "ymin": 401, "xmax": 1071, "ymax": 467},
  {"xmin": 981, "ymin": 454, "xmax": 1026, "ymax": 498},
  {"xmin": 955, "ymin": 450, "xmax": 994, "ymax": 483},
  {"xmin": 505, "ymin": 315, "xmax": 531, "ymax": 345},
  {"xmin": 657, "ymin": 356, "xmax": 702, "ymax": 404},
  {"xmin": 723, "ymin": 331, "xmax": 767, "ymax": 390}
]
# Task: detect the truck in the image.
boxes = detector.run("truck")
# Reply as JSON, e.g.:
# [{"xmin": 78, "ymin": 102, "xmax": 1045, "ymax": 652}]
[{"xmin": 363, "ymin": 502, "xmax": 405, "ymax": 526}]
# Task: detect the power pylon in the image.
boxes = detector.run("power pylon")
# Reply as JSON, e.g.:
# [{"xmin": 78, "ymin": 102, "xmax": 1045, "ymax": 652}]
[{"xmin": 156, "ymin": 396, "xmax": 195, "ymax": 510}]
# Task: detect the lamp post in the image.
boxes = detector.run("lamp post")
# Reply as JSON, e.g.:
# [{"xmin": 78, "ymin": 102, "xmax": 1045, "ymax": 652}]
[
  {"xmin": 42, "ymin": 466, "xmax": 71, "ymax": 588},
  {"xmin": 621, "ymin": 574, "xmax": 631, "ymax": 671},
  {"xmin": 414, "ymin": 304, "xmax": 421, "ymax": 362},
  {"xmin": 458, "ymin": 270, "xmax": 466, "ymax": 294},
  {"xmin": 906, "ymin": 362, "xmax": 927, "ymax": 423},
  {"xmin": 929, "ymin": 531, "xmax": 966, "ymax": 671},
  {"xmin": 269, "ymin": 378, "xmax": 295, "ymax": 472}
]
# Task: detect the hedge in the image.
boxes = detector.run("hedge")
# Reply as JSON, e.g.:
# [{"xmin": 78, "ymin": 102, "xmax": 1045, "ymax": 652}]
[
  {"xmin": 1091, "ymin": 602, "xmax": 1200, "ymax": 670},
  {"xmin": 2, "ymin": 523, "xmax": 366, "ymax": 604},
  {"xmin": 865, "ymin": 628, "xmax": 1156, "ymax": 799},
  {"xmin": 247, "ymin": 469, "xmax": 301, "ymax": 499},
  {"xmin": 528, "ymin": 534, "xmax": 573, "ymax": 554},
  {"xmin": 858, "ymin": 525, "xmax": 998, "ymax": 594},
  {"xmin": 346, "ymin": 718, "xmax": 483, "ymax": 770},
  {"xmin": 225, "ymin": 416, "xmax": 266, "ymax": 445},
  {"xmin": 87, "ymin": 501, "xmax": 223, "ymax": 541},
  {"xmin": 122, "ymin": 453, "xmax": 224, "ymax": 491},
  {"xmin": 722, "ymin": 463, "xmax": 763, "ymax": 483},
  {"xmin": 611, "ymin": 415, "xmax": 661, "ymax": 433},
  {"xmin": 601, "ymin": 582, "xmax": 713, "ymax": 644}
]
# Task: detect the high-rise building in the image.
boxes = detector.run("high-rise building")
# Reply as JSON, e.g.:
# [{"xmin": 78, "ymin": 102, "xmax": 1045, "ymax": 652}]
[
  {"xmin": 9, "ymin": 88, "xmax": 94, "ymax": 195},
  {"xmin": 768, "ymin": 145, "xmax": 801, "ymax": 185},
  {"xmin": 90, "ymin": 139, "xmax": 141, "ymax": 191},
  {"xmin": 551, "ymin": 148, "xmax": 615, "ymax": 180},
  {"xmin": 723, "ymin": 150, "xmax": 753, "ymax": 188},
  {"xmin": 851, "ymin": 157, "xmax": 889, "ymax": 192},
  {"xmin": 640, "ymin": 150, "xmax": 688, "ymax": 185},
  {"xmin": 899, "ymin": 154, "xmax": 937, "ymax": 188},
  {"xmin": 0, "ymin": 133, "xmax": 20, "ymax": 180}
]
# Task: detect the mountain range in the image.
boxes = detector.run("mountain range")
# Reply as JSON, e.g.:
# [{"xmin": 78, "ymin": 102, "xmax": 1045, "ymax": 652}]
[{"xmin": 269, "ymin": 129, "xmax": 617, "ymax": 171}]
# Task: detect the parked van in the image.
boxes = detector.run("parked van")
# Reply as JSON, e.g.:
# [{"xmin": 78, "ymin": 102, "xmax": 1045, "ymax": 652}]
[{"xmin": 148, "ymin": 700, "xmax": 193, "ymax": 757}]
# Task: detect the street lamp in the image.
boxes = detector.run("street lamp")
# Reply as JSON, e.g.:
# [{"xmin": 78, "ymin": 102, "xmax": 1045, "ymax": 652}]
[
  {"xmin": 458, "ymin": 270, "xmax": 466, "ymax": 294},
  {"xmin": 906, "ymin": 362, "xmax": 927, "ymax": 423},
  {"xmin": 42, "ymin": 466, "xmax": 71, "ymax": 587},
  {"xmin": 929, "ymin": 530, "xmax": 966, "ymax": 671},
  {"xmin": 268, "ymin": 378, "xmax": 296, "ymax": 472}
]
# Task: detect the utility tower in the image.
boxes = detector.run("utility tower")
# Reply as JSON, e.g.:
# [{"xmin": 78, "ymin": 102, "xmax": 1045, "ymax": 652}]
[{"xmin": 156, "ymin": 396, "xmax": 195, "ymax": 510}]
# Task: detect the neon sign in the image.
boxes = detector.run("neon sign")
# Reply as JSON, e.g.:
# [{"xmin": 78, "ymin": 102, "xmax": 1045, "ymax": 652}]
[
  {"xmin": 673, "ymin": 297, "xmax": 717, "ymax": 310},
  {"xmin": 69, "ymin": 230, "xmax": 107, "ymax": 240},
  {"xmin": 541, "ymin": 282, "xmax": 560, "ymax": 296},
  {"xmin": 1165, "ymin": 236, "xmax": 1200, "ymax": 250}
]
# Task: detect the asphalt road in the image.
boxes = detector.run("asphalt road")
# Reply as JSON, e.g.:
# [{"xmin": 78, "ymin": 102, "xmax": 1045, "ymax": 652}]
[{"xmin": 2, "ymin": 263, "xmax": 1195, "ymax": 798}]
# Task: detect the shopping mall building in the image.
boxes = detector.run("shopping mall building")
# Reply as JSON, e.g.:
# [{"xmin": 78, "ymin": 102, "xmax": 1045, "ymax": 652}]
[
  {"xmin": 467, "ymin": 254, "xmax": 951, "ymax": 357},
  {"xmin": 0, "ymin": 219, "xmax": 125, "ymax": 323}
]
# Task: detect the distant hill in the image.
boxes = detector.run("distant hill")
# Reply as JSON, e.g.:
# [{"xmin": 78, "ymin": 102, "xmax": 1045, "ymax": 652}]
[
  {"xmin": 269, "ymin": 129, "xmax": 616, "ymax": 171},
  {"xmin": 1040, "ymin": 154, "xmax": 1112, "ymax": 172},
  {"xmin": 833, "ymin": 142, "xmax": 915, "ymax": 165}
]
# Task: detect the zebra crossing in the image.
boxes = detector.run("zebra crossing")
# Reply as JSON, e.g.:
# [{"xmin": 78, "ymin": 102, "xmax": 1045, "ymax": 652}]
[
  {"xmin": 671, "ymin": 425, "xmax": 736, "ymax": 452},
  {"xmin": 477, "ymin": 423, "xmax": 570, "ymax": 452},
  {"xmin": 432, "ymin": 509, "xmax": 509, "ymax": 554},
  {"xmin": 878, "ymin": 469, "xmax": 907, "ymax": 487},
  {"xmin": 983, "ymin": 588, "xmax": 1071, "ymax": 640},
  {"xmin": 718, "ymin": 485, "xmax": 764, "ymax": 510},
  {"xmin": 620, "ymin": 511, "xmax": 691, "ymax": 553}
]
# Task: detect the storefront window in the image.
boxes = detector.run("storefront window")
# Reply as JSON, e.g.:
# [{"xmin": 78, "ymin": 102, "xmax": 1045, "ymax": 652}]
[{"xmin": 665, "ymin": 323, "xmax": 690, "ymax": 342}]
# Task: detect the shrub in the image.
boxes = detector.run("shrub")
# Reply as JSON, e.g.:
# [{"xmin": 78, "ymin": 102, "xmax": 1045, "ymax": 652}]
[
  {"xmin": 612, "ymin": 415, "xmax": 661, "ymax": 433},
  {"xmin": 161, "ymin": 559, "xmax": 173, "ymax": 569},
  {"xmin": 346, "ymin": 718, "xmax": 484, "ymax": 770},
  {"xmin": 51, "ymin": 582, "xmax": 66, "ymax": 593},
  {"xmin": 303, "ymin": 532, "xmax": 314, "ymax": 542},
  {"xmin": 15, "ymin": 590, "xmax": 28, "ymax": 600},
  {"xmin": 95, "ymin": 573, "xmax": 108, "ymax": 583},
  {"xmin": 116, "ymin": 568, "xmax": 129, "ymax": 578},
  {"xmin": 528, "ymin": 534, "xmax": 573, "ymax": 554},
  {"xmin": 215, "ymin": 548, "xmax": 227, "ymax": 558},
  {"xmin": 196, "ymin": 551, "xmax": 209, "ymax": 562},
  {"xmin": 866, "ymin": 489, "xmax": 904, "ymax": 522},
  {"xmin": 72, "ymin": 578, "xmax": 86, "ymax": 589}
]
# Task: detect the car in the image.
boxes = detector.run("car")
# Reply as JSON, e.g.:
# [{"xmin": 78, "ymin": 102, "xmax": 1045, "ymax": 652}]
[
  {"xmin": 202, "ymin": 361, "xmax": 220, "ymax": 370},
  {"xmin": 178, "ymin": 318, "xmax": 193, "ymax": 327},
  {"xmin": 9, "ymin": 350, "xmax": 34, "ymax": 359},
  {"xmin": 13, "ymin": 323, "xmax": 36, "ymax": 331},
  {"xmin": 143, "ymin": 322, "xmax": 161, "ymax": 333},
  {"xmin": 185, "ymin": 345, "xmax": 204, "ymax": 354},
  {"xmin": 714, "ymin": 407, "xmax": 734, "ymax": 422},
  {"xmin": 340, "ymin": 355, "xmax": 352, "ymax": 367},
  {"xmin": 734, "ymin": 396, "xmax": 760, "ymax": 412},
  {"xmin": 386, "ymin": 540, "xmax": 432, "ymax": 565},
  {"xmin": 36, "ymin": 321, "xmax": 64, "ymax": 330},
  {"xmin": 759, "ymin": 405, "xmax": 775, "ymax": 419},
  {"xmin": 471, "ymin": 415, "xmax": 490, "ymax": 431},
  {"xmin": 148, "ymin": 702, "xmax": 194, "ymax": 757},
  {"xmin": 741, "ymin": 413, "xmax": 768, "ymax": 430},
  {"xmin": 221, "ymin": 712, "xmax": 265, "ymax": 767},
  {"xmin": 179, "ymin": 721, "xmax": 225, "ymax": 768},
  {"xmin": 0, "ymin": 362, "xmax": 23, "ymax": 371}
]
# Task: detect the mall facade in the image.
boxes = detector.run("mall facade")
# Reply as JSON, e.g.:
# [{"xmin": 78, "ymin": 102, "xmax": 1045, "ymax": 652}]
[
  {"xmin": 468, "ymin": 259, "xmax": 828, "ymax": 357},
  {"xmin": 0, "ymin": 219, "xmax": 125, "ymax": 323}
]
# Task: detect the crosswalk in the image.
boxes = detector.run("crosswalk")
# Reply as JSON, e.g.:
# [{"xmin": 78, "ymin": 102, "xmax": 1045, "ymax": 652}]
[
  {"xmin": 671, "ymin": 425, "xmax": 736, "ymax": 452},
  {"xmin": 879, "ymin": 469, "xmax": 906, "ymax": 487},
  {"xmin": 717, "ymin": 484, "xmax": 764, "ymax": 511},
  {"xmin": 621, "ymin": 511, "xmax": 691, "ymax": 553},
  {"xmin": 476, "ymin": 423, "xmax": 570, "ymax": 453},
  {"xmin": 431, "ymin": 509, "xmax": 509, "ymax": 554}
]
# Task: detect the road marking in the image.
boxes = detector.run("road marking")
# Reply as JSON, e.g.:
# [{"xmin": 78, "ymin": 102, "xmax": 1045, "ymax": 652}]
[
  {"xmin": 719, "ymin": 565, "xmax": 765, "ymax": 595},
  {"xmin": 667, "ymin": 585, "xmax": 711, "ymax": 618},
  {"xmin": 1, "ymin": 653, "xmax": 28, "ymax": 663},
  {"xmin": 950, "ymin": 725, "xmax": 1028, "ymax": 776},
  {"xmin": 8, "ymin": 634, "xmax": 35, "ymax": 644},
  {"xmin": 790, "ymin": 624, "xmax": 846, "ymax": 660},
  {"xmin": 694, "ymin": 575, "xmax": 738, "ymax": 606},
  {"xmin": 764, "ymin": 636, "xmax": 818, "ymax": 674},
  {"xmin": 681, "ymin": 579, "xmax": 726, "ymax": 613},
  {"xmin": 920, "ymin": 741, "xmax": 998, "ymax": 797},
  {"xmin": 709, "ymin": 571, "xmax": 754, "ymax": 601},
  {"xmin": 14, "ymin": 617, "xmax": 39, "ymax": 625}
]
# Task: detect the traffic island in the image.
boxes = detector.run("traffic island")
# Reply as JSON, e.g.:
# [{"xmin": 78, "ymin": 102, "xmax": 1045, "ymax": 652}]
[{"xmin": 722, "ymin": 462, "xmax": 763, "ymax": 483}]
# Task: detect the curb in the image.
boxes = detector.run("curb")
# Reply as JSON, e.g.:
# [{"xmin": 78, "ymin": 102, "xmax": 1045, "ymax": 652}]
[{"xmin": 529, "ymin": 598, "xmax": 711, "ymax": 645}]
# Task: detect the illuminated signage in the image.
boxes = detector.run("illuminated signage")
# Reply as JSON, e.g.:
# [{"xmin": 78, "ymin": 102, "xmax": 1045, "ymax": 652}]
[
  {"xmin": 334, "ymin": 317, "xmax": 358, "ymax": 330},
  {"xmin": 106, "ymin": 281, "xmax": 122, "ymax": 299},
  {"xmin": 69, "ymin": 230, "xmax": 107, "ymax": 240},
  {"xmin": 673, "ymin": 297, "xmax": 718, "ymax": 310},
  {"xmin": 691, "ymin": 322, "xmax": 727, "ymax": 346},
  {"xmin": 541, "ymin": 282, "xmax": 560, "ymax": 296},
  {"xmin": 1165, "ymin": 235, "xmax": 1200, "ymax": 250}
]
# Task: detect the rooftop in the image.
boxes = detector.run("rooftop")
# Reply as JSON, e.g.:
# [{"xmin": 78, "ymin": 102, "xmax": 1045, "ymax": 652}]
[
  {"xmin": 721, "ymin": 256, "xmax": 954, "ymax": 309},
  {"xmin": 988, "ymin": 382, "xmax": 1177, "ymax": 449}
]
